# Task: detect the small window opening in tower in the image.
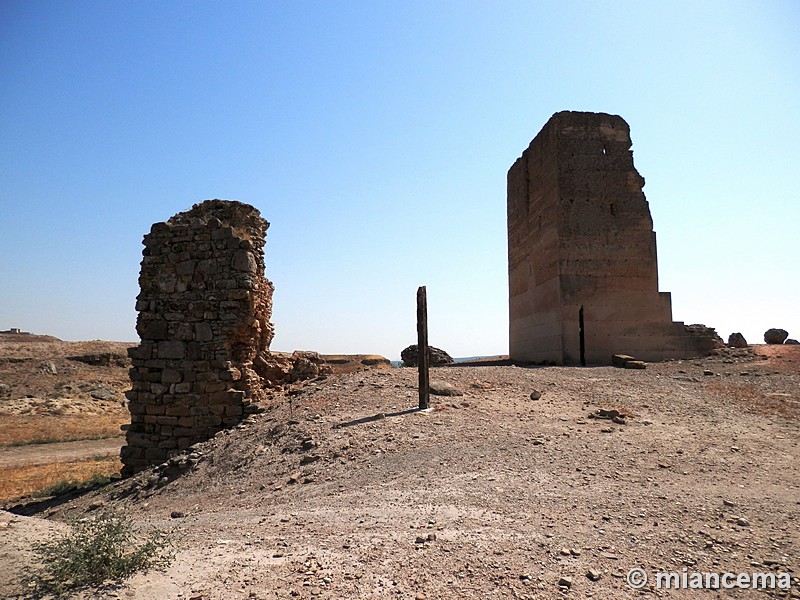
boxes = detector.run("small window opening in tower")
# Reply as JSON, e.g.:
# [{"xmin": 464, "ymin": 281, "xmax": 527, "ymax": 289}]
[
  {"xmin": 610, "ymin": 203, "xmax": 616, "ymax": 216},
  {"xmin": 602, "ymin": 145, "xmax": 607, "ymax": 155}
]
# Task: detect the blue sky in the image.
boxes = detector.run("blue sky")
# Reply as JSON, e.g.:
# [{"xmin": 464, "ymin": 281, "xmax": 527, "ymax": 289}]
[{"xmin": 1, "ymin": 1, "xmax": 798, "ymax": 359}]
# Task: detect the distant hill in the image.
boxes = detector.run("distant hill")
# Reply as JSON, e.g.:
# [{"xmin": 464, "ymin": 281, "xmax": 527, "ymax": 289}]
[{"xmin": 0, "ymin": 332, "xmax": 62, "ymax": 343}]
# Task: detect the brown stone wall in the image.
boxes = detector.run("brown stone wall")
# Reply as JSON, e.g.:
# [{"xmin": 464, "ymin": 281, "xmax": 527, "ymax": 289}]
[
  {"xmin": 121, "ymin": 200, "xmax": 274, "ymax": 476},
  {"xmin": 508, "ymin": 112, "xmax": 713, "ymax": 364}
]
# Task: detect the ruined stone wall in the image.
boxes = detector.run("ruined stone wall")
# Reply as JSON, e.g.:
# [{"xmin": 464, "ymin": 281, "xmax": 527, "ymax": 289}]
[
  {"xmin": 121, "ymin": 200, "xmax": 274, "ymax": 476},
  {"xmin": 508, "ymin": 111, "xmax": 713, "ymax": 364}
]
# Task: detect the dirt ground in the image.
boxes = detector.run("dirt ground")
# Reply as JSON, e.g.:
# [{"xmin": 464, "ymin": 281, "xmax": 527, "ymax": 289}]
[
  {"xmin": 0, "ymin": 438, "xmax": 124, "ymax": 469},
  {"xmin": 1, "ymin": 344, "xmax": 799, "ymax": 599},
  {"xmin": 0, "ymin": 337, "xmax": 132, "ymax": 429}
]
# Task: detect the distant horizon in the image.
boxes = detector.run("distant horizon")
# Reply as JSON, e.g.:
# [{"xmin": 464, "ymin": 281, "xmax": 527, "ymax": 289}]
[{"xmin": 2, "ymin": 328, "xmax": 794, "ymax": 364}]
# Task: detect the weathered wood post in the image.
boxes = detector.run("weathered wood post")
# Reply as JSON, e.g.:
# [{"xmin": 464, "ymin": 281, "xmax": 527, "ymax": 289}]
[{"xmin": 417, "ymin": 286, "xmax": 430, "ymax": 410}]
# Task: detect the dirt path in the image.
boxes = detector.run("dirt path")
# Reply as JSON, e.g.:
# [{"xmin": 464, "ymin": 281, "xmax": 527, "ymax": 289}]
[{"xmin": 0, "ymin": 437, "xmax": 123, "ymax": 468}]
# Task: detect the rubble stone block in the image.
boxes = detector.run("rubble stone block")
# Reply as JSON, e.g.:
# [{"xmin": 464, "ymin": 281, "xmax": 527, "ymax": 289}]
[
  {"xmin": 232, "ymin": 249, "xmax": 257, "ymax": 272},
  {"xmin": 612, "ymin": 354, "xmax": 635, "ymax": 368},
  {"xmin": 195, "ymin": 322, "xmax": 213, "ymax": 341},
  {"xmin": 196, "ymin": 415, "xmax": 222, "ymax": 427},
  {"xmin": 140, "ymin": 320, "xmax": 169, "ymax": 340},
  {"xmin": 158, "ymin": 341, "xmax": 186, "ymax": 359},
  {"xmin": 162, "ymin": 369, "xmax": 183, "ymax": 384},
  {"xmin": 144, "ymin": 447, "xmax": 167, "ymax": 460},
  {"xmin": 624, "ymin": 360, "xmax": 647, "ymax": 370},
  {"xmin": 128, "ymin": 343, "xmax": 153, "ymax": 360}
]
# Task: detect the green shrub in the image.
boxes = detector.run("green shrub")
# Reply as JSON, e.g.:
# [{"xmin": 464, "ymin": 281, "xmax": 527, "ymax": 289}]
[
  {"xmin": 85, "ymin": 471, "xmax": 113, "ymax": 486},
  {"xmin": 32, "ymin": 471, "xmax": 115, "ymax": 499},
  {"xmin": 32, "ymin": 479, "xmax": 79, "ymax": 498},
  {"xmin": 23, "ymin": 511, "xmax": 174, "ymax": 598}
]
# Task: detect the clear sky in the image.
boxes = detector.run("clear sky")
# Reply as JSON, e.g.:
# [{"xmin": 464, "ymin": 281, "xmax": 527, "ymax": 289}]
[{"xmin": 1, "ymin": 1, "xmax": 798, "ymax": 360}]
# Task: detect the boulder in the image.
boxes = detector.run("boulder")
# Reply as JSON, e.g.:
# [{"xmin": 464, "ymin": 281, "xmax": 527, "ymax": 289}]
[
  {"xmin": 401, "ymin": 345, "xmax": 454, "ymax": 367},
  {"xmin": 429, "ymin": 380, "xmax": 464, "ymax": 396},
  {"xmin": 785, "ymin": 338, "xmax": 799, "ymax": 345},
  {"xmin": 90, "ymin": 386, "xmax": 119, "ymax": 401},
  {"xmin": 727, "ymin": 332, "xmax": 748, "ymax": 348},
  {"xmin": 40, "ymin": 361, "xmax": 58, "ymax": 375},
  {"xmin": 764, "ymin": 328, "xmax": 789, "ymax": 345}
]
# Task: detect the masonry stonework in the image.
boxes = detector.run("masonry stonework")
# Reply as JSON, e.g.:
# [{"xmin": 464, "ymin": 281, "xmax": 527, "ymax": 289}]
[
  {"xmin": 508, "ymin": 111, "xmax": 714, "ymax": 365},
  {"xmin": 121, "ymin": 200, "xmax": 276, "ymax": 476}
]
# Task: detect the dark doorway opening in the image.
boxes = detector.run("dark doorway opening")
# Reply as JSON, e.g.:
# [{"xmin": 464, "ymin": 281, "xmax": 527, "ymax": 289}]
[{"xmin": 579, "ymin": 306, "xmax": 586, "ymax": 366}]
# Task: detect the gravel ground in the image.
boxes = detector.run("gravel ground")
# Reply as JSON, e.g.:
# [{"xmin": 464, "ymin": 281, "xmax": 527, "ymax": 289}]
[{"xmin": 1, "ymin": 345, "xmax": 798, "ymax": 599}]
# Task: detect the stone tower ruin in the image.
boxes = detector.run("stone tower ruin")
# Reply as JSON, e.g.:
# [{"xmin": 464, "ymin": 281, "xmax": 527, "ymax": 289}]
[
  {"xmin": 507, "ymin": 111, "xmax": 714, "ymax": 365},
  {"xmin": 121, "ymin": 200, "xmax": 275, "ymax": 476}
]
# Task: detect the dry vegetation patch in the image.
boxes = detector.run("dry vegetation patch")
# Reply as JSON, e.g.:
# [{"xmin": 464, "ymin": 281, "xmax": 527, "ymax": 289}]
[
  {"xmin": 0, "ymin": 455, "xmax": 121, "ymax": 502},
  {"xmin": 0, "ymin": 339, "xmax": 130, "ymax": 504},
  {"xmin": 703, "ymin": 381, "xmax": 800, "ymax": 421},
  {"xmin": 0, "ymin": 413, "xmax": 126, "ymax": 447}
]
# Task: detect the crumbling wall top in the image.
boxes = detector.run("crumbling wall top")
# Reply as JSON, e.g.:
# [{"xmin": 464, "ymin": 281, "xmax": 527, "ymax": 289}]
[{"xmin": 167, "ymin": 199, "xmax": 268, "ymax": 233}]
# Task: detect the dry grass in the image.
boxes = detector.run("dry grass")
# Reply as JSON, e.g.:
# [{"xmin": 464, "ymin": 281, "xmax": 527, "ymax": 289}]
[
  {"xmin": 0, "ymin": 414, "xmax": 127, "ymax": 447},
  {"xmin": 0, "ymin": 455, "xmax": 121, "ymax": 502}
]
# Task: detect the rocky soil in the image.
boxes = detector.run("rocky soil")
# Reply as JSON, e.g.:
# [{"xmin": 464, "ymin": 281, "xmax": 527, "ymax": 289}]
[
  {"xmin": 1, "ymin": 345, "xmax": 799, "ymax": 599},
  {"xmin": 0, "ymin": 337, "xmax": 133, "ymax": 417}
]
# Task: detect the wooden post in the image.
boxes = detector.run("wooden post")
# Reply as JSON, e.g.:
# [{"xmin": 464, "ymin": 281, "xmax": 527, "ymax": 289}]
[{"xmin": 417, "ymin": 286, "xmax": 430, "ymax": 410}]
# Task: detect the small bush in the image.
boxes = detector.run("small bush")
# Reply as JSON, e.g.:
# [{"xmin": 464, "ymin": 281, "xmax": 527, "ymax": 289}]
[
  {"xmin": 32, "ymin": 479, "xmax": 79, "ymax": 498},
  {"xmin": 23, "ymin": 511, "xmax": 174, "ymax": 598},
  {"xmin": 30, "ymin": 468, "xmax": 115, "ymax": 499},
  {"xmin": 1, "ymin": 458, "xmax": 122, "ymax": 503}
]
